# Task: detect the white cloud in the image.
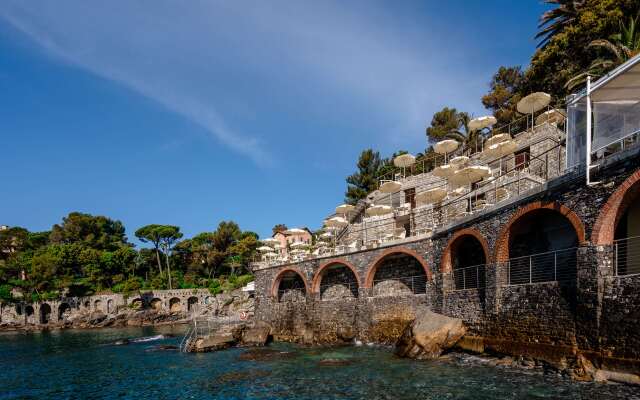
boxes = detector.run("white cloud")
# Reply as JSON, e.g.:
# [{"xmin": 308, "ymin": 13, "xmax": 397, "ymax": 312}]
[{"xmin": 0, "ymin": 1, "xmax": 489, "ymax": 162}]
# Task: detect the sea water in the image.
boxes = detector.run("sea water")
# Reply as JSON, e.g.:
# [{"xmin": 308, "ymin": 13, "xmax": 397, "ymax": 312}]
[{"xmin": 1, "ymin": 326, "xmax": 638, "ymax": 399}]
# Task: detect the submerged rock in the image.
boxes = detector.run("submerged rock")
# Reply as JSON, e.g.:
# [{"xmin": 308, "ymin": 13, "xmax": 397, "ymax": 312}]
[
  {"xmin": 237, "ymin": 348, "xmax": 296, "ymax": 362},
  {"xmin": 395, "ymin": 309, "xmax": 466, "ymax": 360},
  {"xmin": 194, "ymin": 333, "xmax": 236, "ymax": 352},
  {"xmin": 318, "ymin": 358, "xmax": 353, "ymax": 367}
]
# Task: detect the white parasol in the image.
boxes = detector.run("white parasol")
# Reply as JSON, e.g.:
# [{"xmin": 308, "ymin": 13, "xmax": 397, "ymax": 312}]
[
  {"xmin": 290, "ymin": 241, "xmax": 308, "ymax": 249},
  {"xmin": 393, "ymin": 153, "xmax": 416, "ymax": 168},
  {"xmin": 415, "ymin": 187, "xmax": 448, "ymax": 205},
  {"xmin": 325, "ymin": 216, "xmax": 348, "ymax": 228},
  {"xmin": 485, "ymin": 133, "xmax": 512, "ymax": 148},
  {"xmin": 432, "ymin": 164, "xmax": 457, "ymax": 178},
  {"xmin": 468, "ymin": 115, "xmax": 497, "ymax": 131},
  {"xmin": 379, "ymin": 180, "xmax": 402, "ymax": 193},
  {"xmin": 485, "ymin": 140, "xmax": 517, "ymax": 159},
  {"xmin": 451, "ymin": 166, "xmax": 492, "ymax": 186},
  {"xmin": 517, "ymin": 92, "xmax": 551, "ymax": 114},
  {"xmin": 434, "ymin": 139, "xmax": 460, "ymax": 163},
  {"xmin": 449, "ymin": 156, "xmax": 469, "ymax": 168},
  {"xmin": 335, "ymin": 204, "xmax": 355, "ymax": 215},
  {"xmin": 257, "ymin": 246, "xmax": 273, "ymax": 252},
  {"xmin": 263, "ymin": 252, "xmax": 278, "ymax": 258},
  {"xmin": 535, "ymin": 109, "xmax": 565, "ymax": 125}
]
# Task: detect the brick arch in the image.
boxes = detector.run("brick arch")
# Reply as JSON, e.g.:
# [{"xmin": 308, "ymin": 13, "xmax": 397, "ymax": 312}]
[
  {"xmin": 271, "ymin": 267, "xmax": 310, "ymax": 298},
  {"xmin": 592, "ymin": 169, "xmax": 640, "ymax": 245},
  {"xmin": 440, "ymin": 227, "xmax": 490, "ymax": 274},
  {"xmin": 364, "ymin": 246, "xmax": 432, "ymax": 288},
  {"xmin": 494, "ymin": 200, "xmax": 586, "ymax": 262},
  {"xmin": 311, "ymin": 259, "xmax": 361, "ymax": 293}
]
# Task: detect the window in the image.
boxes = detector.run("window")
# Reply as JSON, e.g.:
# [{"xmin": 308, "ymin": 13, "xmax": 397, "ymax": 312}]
[{"xmin": 515, "ymin": 147, "xmax": 530, "ymax": 170}]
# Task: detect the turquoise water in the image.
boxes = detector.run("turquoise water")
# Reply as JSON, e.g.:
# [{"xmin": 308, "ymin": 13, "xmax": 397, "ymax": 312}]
[{"xmin": 1, "ymin": 326, "xmax": 638, "ymax": 399}]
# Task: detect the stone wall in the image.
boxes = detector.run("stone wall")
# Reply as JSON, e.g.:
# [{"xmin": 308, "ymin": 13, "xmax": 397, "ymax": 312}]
[{"xmin": 254, "ymin": 156, "xmax": 640, "ymax": 372}]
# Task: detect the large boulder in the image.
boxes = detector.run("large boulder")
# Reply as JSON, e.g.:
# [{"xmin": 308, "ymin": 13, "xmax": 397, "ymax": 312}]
[
  {"xmin": 395, "ymin": 309, "xmax": 466, "ymax": 360},
  {"xmin": 240, "ymin": 323, "xmax": 271, "ymax": 347},
  {"xmin": 193, "ymin": 333, "xmax": 237, "ymax": 352}
]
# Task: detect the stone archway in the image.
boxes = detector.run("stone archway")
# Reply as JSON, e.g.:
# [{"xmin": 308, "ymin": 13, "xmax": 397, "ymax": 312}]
[
  {"xmin": 271, "ymin": 268, "xmax": 309, "ymax": 302},
  {"xmin": 169, "ymin": 297, "xmax": 182, "ymax": 313},
  {"xmin": 312, "ymin": 260, "xmax": 360, "ymax": 300},
  {"xmin": 494, "ymin": 201, "xmax": 586, "ymax": 262},
  {"xmin": 364, "ymin": 247, "xmax": 431, "ymax": 289},
  {"xmin": 94, "ymin": 299, "xmax": 103, "ymax": 312},
  {"xmin": 187, "ymin": 296, "xmax": 199, "ymax": 312},
  {"xmin": 107, "ymin": 299, "xmax": 115, "ymax": 314},
  {"xmin": 365, "ymin": 247, "xmax": 431, "ymax": 296},
  {"xmin": 131, "ymin": 298, "xmax": 144, "ymax": 310},
  {"xmin": 25, "ymin": 305, "xmax": 35, "ymax": 324},
  {"xmin": 593, "ymin": 169, "xmax": 640, "ymax": 245},
  {"xmin": 40, "ymin": 304, "xmax": 52, "ymax": 324},
  {"xmin": 58, "ymin": 303, "xmax": 71, "ymax": 321},
  {"xmin": 150, "ymin": 298, "xmax": 163, "ymax": 311},
  {"xmin": 441, "ymin": 228, "xmax": 489, "ymax": 290}
]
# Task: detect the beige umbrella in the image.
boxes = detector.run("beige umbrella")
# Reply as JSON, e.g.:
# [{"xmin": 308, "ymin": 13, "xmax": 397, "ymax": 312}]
[
  {"xmin": 290, "ymin": 241, "xmax": 308, "ymax": 249},
  {"xmin": 517, "ymin": 92, "xmax": 551, "ymax": 131},
  {"xmin": 449, "ymin": 156, "xmax": 469, "ymax": 168},
  {"xmin": 434, "ymin": 139, "xmax": 460, "ymax": 163},
  {"xmin": 495, "ymin": 187, "xmax": 509, "ymax": 202},
  {"xmin": 468, "ymin": 115, "xmax": 497, "ymax": 131},
  {"xmin": 257, "ymin": 246, "xmax": 273, "ymax": 252},
  {"xmin": 517, "ymin": 92, "xmax": 551, "ymax": 114},
  {"xmin": 393, "ymin": 153, "xmax": 416, "ymax": 168},
  {"xmin": 379, "ymin": 180, "xmax": 402, "ymax": 193},
  {"xmin": 264, "ymin": 252, "xmax": 278, "ymax": 258},
  {"xmin": 451, "ymin": 166, "xmax": 492, "ymax": 186},
  {"xmin": 415, "ymin": 187, "xmax": 448, "ymax": 205},
  {"xmin": 325, "ymin": 216, "xmax": 348, "ymax": 228},
  {"xmin": 335, "ymin": 204, "xmax": 355, "ymax": 215},
  {"xmin": 535, "ymin": 109, "xmax": 565, "ymax": 125},
  {"xmin": 485, "ymin": 133, "xmax": 511, "ymax": 148},
  {"xmin": 486, "ymin": 140, "xmax": 517, "ymax": 159},
  {"xmin": 320, "ymin": 231, "xmax": 333, "ymax": 238},
  {"xmin": 449, "ymin": 186, "xmax": 468, "ymax": 197},
  {"xmin": 432, "ymin": 164, "xmax": 457, "ymax": 178},
  {"xmin": 365, "ymin": 205, "xmax": 393, "ymax": 216}
]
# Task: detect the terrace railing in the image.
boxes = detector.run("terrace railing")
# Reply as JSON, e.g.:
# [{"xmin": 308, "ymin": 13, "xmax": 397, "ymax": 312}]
[
  {"xmin": 614, "ymin": 236, "xmax": 640, "ymax": 276},
  {"xmin": 507, "ymin": 247, "xmax": 577, "ymax": 285},
  {"xmin": 453, "ymin": 264, "xmax": 486, "ymax": 290},
  {"xmin": 371, "ymin": 274, "xmax": 427, "ymax": 296}
]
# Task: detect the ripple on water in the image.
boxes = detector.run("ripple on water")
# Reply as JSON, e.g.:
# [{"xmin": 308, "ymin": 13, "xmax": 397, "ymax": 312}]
[{"xmin": 0, "ymin": 327, "xmax": 638, "ymax": 400}]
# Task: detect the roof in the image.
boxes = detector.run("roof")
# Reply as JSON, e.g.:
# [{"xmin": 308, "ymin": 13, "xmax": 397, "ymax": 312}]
[
  {"xmin": 272, "ymin": 227, "xmax": 313, "ymax": 237},
  {"xmin": 568, "ymin": 53, "xmax": 640, "ymax": 105}
]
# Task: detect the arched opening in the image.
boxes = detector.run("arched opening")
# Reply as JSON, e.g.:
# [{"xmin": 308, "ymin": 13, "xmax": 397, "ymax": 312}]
[
  {"xmin": 15, "ymin": 304, "xmax": 22, "ymax": 316},
  {"xmin": 187, "ymin": 297, "xmax": 199, "ymax": 312},
  {"xmin": 370, "ymin": 253, "xmax": 428, "ymax": 296},
  {"xmin": 315, "ymin": 263, "xmax": 359, "ymax": 300},
  {"xmin": 150, "ymin": 298, "xmax": 163, "ymax": 311},
  {"xmin": 131, "ymin": 298, "xmax": 144, "ymax": 310},
  {"xmin": 83, "ymin": 300, "xmax": 90, "ymax": 309},
  {"xmin": 107, "ymin": 299, "xmax": 114, "ymax": 314},
  {"xmin": 275, "ymin": 270, "xmax": 307, "ymax": 302},
  {"xmin": 204, "ymin": 296, "xmax": 213, "ymax": 305},
  {"xmin": 169, "ymin": 297, "xmax": 182, "ymax": 313},
  {"xmin": 94, "ymin": 299, "xmax": 103, "ymax": 312},
  {"xmin": 613, "ymin": 185, "xmax": 640, "ymax": 275},
  {"xmin": 507, "ymin": 208, "xmax": 579, "ymax": 284},
  {"xmin": 448, "ymin": 234, "xmax": 488, "ymax": 290},
  {"xmin": 58, "ymin": 303, "xmax": 71, "ymax": 321},
  {"xmin": 40, "ymin": 304, "xmax": 51, "ymax": 324},
  {"xmin": 25, "ymin": 306, "xmax": 34, "ymax": 324}
]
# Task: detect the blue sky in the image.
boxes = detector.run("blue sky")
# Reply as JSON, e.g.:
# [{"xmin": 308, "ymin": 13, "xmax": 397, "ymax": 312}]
[{"xmin": 0, "ymin": 1, "xmax": 547, "ymax": 242}]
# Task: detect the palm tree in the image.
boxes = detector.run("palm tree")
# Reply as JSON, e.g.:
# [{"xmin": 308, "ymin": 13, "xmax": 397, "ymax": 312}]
[
  {"xmin": 565, "ymin": 16, "xmax": 640, "ymax": 91},
  {"xmin": 535, "ymin": 0, "xmax": 585, "ymax": 48},
  {"xmin": 445, "ymin": 112, "xmax": 484, "ymax": 154}
]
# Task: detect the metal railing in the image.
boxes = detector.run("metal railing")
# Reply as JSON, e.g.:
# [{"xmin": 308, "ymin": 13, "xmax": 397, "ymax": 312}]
[
  {"xmin": 591, "ymin": 129, "xmax": 640, "ymax": 163},
  {"xmin": 453, "ymin": 264, "xmax": 486, "ymax": 290},
  {"xmin": 319, "ymin": 282, "xmax": 359, "ymax": 300},
  {"xmin": 614, "ymin": 236, "xmax": 640, "ymax": 276},
  {"xmin": 507, "ymin": 247, "xmax": 577, "ymax": 285},
  {"xmin": 372, "ymin": 274, "xmax": 427, "ymax": 296},
  {"xmin": 180, "ymin": 316, "xmax": 244, "ymax": 352}
]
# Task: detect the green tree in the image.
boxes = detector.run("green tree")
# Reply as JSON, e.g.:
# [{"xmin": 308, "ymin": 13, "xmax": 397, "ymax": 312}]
[
  {"xmin": 481, "ymin": 66, "xmax": 526, "ymax": 127},
  {"xmin": 535, "ymin": 0, "xmax": 586, "ymax": 48},
  {"xmin": 50, "ymin": 212, "xmax": 129, "ymax": 251},
  {"xmin": 566, "ymin": 15, "xmax": 640, "ymax": 90},
  {"xmin": 271, "ymin": 224, "xmax": 288, "ymax": 235},
  {"xmin": 135, "ymin": 224, "xmax": 166, "ymax": 277},
  {"xmin": 345, "ymin": 149, "xmax": 383, "ymax": 205},
  {"xmin": 425, "ymin": 107, "xmax": 461, "ymax": 141},
  {"xmin": 157, "ymin": 225, "xmax": 183, "ymax": 290}
]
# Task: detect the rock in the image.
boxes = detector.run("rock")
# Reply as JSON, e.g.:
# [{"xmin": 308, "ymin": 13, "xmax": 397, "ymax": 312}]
[
  {"xmin": 240, "ymin": 323, "xmax": 271, "ymax": 347},
  {"xmin": 88, "ymin": 312, "xmax": 107, "ymax": 325},
  {"xmin": 194, "ymin": 333, "xmax": 236, "ymax": 352},
  {"xmin": 395, "ymin": 309, "xmax": 466, "ymax": 360},
  {"xmin": 337, "ymin": 326, "xmax": 355, "ymax": 342},
  {"xmin": 146, "ymin": 344, "xmax": 179, "ymax": 352}
]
